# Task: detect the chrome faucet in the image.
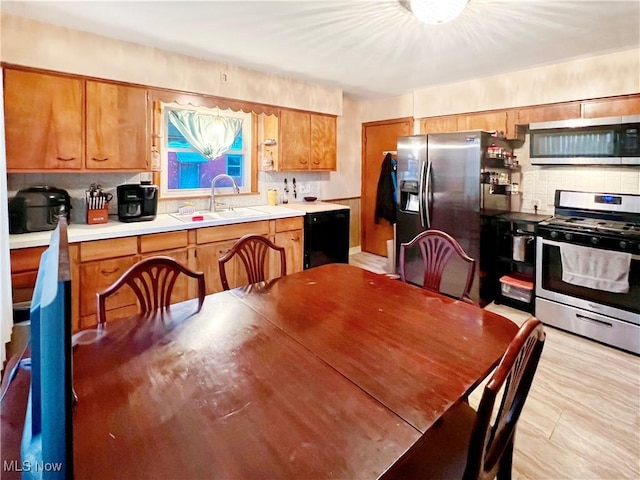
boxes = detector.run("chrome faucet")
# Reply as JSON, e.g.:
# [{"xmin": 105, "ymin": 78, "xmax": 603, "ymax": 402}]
[{"xmin": 210, "ymin": 174, "xmax": 240, "ymax": 212}]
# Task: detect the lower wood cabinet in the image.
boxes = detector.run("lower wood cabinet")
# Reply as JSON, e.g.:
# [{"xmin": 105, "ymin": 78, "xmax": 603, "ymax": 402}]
[
  {"xmin": 10, "ymin": 218, "xmax": 304, "ymax": 332},
  {"xmin": 78, "ymin": 237, "xmax": 139, "ymax": 329},
  {"xmin": 272, "ymin": 217, "xmax": 304, "ymax": 276}
]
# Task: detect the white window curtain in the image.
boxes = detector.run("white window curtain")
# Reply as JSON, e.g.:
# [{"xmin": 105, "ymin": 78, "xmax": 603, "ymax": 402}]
[{"xmin": 168, "ymin": 110, "xmax": 242, "ymax": 160}]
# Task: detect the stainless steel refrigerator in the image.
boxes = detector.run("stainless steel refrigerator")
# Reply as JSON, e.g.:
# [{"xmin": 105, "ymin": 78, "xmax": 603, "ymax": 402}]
[{"xmin": 395, "ymin": 132, "xmax": 511, "ymax": 303}]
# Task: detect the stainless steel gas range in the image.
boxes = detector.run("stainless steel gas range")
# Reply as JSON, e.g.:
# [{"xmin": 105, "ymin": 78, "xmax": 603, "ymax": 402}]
[{"xmin": 535, "ymin": 190, "xmax": 640, "ymax": 354}]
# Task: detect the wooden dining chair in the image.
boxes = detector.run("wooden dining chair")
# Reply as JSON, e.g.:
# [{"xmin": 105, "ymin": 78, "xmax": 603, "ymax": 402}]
[
  {"xmin": 97, "ymin": 256, "xmax": 205, "ymax": 325},
  {"xmin": 218, "ymin": 234, "xmax": 286, "ymax": 290},
  {"xmin": 382, "ymin": 317, "xmax": 545, "ymax": 480},
  {"xmin": 399, "ymin": 229, "xmax": 476, "ymax": 302}
]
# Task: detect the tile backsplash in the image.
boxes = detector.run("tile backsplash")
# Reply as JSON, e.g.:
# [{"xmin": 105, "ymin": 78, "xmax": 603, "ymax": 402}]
[
  {"xmin": 513, "ymin": 135, "xmax": 640, "ymax": 215},
  {"xmin": 7, "ymin": 170, "xmax": 332, "ymax": 223}
]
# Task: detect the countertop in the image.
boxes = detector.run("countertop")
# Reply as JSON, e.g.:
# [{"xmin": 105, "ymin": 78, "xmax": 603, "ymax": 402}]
[
  {"xmin": 280, "ymin": 201, "xmax": 350, "ymax": 213},
  {"xmin": 9, "ymin": 202, "xmax": 349, "ymax": 249},
  {"xmin": 495, "ymin": 212, "xmax": 552, "ymax": 223}
]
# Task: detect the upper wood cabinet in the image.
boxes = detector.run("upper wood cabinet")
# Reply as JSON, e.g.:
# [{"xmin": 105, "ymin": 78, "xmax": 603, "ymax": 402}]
[
  {"xmin": 581, "ymin": 96, "xmax": 640, "ymax": 118},
  {"xmin": 419, "ymin": 110, "xmax": 519, "ymax": 139},
  {"xmin": 4, "ymin": 69, "xmax": 84, "ymax": 170},
  {"xmin": 457, "ymin": 110, "xmax": 519, "ymax": 139},
  {"xmin": 85, "ymin": 81, "xmax": 148, "ymax": 170},
  {"xmin": 516, "ymin": 103, "xmax": 581, "ymax": 124},
  {"xmin": 4, "ymin": 68, "xmax": 149, "ymax": 172},
  {"xmin": 279, "ymin": 109, "xmax": 311, "ymax": 170},
  {"xmin": 419, "ymin": 116, "xmax": 458, "ymax": 134},
  {"xmin": 310, "ymin": 114, "xmax": 337, "ymax": 170},
  {"xmin": 276, "ymin": 109, "xmax": 337, "ymax": 171}
]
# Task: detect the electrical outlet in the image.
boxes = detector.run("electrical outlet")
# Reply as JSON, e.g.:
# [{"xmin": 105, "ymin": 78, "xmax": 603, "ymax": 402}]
[
  {"xmin": 220, "ymin": 72, "xmax": 228, "ymax": 83},
  {"xmin": 299, "ymin": 184, "xmax": 310, "ymax": 194}
]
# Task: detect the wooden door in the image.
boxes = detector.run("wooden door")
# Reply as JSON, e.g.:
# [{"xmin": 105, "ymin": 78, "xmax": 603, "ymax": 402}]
[
  {"xmin": 279, "ymin": 110, "xmax": 310, "ymax": 170},
  {"xmin": 4, "ymin": 69, "xmax": 83, "ymax": 170},
  {"xmin": 361, "ymin": 118, "xmax": 412, "ymax": 256},
  {"xmin": 86, "ymin": 81, "xmax": 148, "ymax": 170},
  {"xmin": 310, "ymin": 114, "xmax": 337, "ymax": 170}
]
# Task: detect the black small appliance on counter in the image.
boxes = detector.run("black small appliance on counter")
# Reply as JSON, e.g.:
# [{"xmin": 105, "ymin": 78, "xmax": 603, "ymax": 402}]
[
  {"xmin": 117, "ymin": 183, "xmax": 158, "ymax": 222},
  {"xmin": 9, "ymin": 185, "xmax": 72, "ymax": 234}
]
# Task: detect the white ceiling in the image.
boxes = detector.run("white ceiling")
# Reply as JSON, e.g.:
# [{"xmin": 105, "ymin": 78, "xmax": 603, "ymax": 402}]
[{"xmin": 3, "ymin": 1, "xmax": 640, "ymax": 100}]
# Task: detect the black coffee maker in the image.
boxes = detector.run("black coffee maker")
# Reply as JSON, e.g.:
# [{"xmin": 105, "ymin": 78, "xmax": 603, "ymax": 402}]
[{"xmin": 117, "ymin": 183, "xmax": 158, "ymax": 222}]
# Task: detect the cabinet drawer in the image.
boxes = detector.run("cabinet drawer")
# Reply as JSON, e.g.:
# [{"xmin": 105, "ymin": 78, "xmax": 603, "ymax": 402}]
[
  {"xmin": 140, "ymin": 231, "xmax": 189, "ymax": 253},
  {"xmin": 10, "ymin": 247, "xmax": 47, "ymax": 273},
  {"xmin": 196, "ymin": 221, "xmax": 270, "ymax": 244},
  {"xmin": 275, "ymin": 216, "xmax": 303, "ymax": 233},
  {"xmin": 79, "ymin": 256, "xmax": 139, "ymax": 316},
  {"xmin": 80, "ymin": 236, "xmax": 138, "ymax": 262}
]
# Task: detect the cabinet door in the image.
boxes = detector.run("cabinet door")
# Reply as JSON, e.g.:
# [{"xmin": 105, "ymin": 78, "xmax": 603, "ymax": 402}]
[
  {"xmin": 141, "ymin": 249, "xmax": 190, "ymax": 304},
  {"xmin": 458, "ymin": 111, "xmax": 507, "ymax": 134},
  {"xmin": 310, "ymin": 114, "xmax": 336, "ymax": 170},
  {"xmin": 279, "ymin": 110, "xmax": 310, "ymax": 170},
  {"xmin": 196, "ymin": 240, "xmax": 239, "ymax": 294},
  {"xmin": 4, "ymin": 70, "xmax": 83, "ymax": 170},
  {"xmin": 419, "ymin": 116, "xmax": 458, "ymax": 134},
  {"xmin": 517, "ymin": 103, "xmax": 581, "ymax": 124},
  {"xmin": 581, "ymin": 95, "xmax": 640, "ymax": 118},
  {"xmin": 10, "ymin": 246, "xmax": 47, "ymax": 303},
  {"xmin": 86, "ymin": 81, "xmax": 148, "ymax": 170},
  {"xmin": 79, "ymin": 255, "xmax": 140, "ymax": 318},
  {"xmin": 272, "ymin": 230, "xmax": 303, "ymax": 276}
]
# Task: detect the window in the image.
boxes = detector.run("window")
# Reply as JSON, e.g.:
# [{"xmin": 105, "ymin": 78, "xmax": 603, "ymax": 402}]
[{"xmin": 160, "ymin": 104, "xmax": 254, "ymax": 197}]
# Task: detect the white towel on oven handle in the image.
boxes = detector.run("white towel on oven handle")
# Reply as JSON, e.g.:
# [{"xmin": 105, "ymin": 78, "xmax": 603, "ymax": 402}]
[{"xmin": 560, "ymin": 243, "xmax": 632, "ymax": 293}]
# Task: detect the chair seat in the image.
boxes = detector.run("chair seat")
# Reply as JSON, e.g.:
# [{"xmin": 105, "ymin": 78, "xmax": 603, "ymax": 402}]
[{"xmin": 383, "ymin": 400, "xmax": 476, "ymax": 479}]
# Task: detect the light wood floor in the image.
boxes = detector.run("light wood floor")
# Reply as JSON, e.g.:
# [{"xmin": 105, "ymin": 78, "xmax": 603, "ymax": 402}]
[{"xmin": 350, "ymin": 250, "xmax": 640, "ymax": 480}]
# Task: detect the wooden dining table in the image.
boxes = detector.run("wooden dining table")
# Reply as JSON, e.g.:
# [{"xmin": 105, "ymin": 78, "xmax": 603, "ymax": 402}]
[{"xmin": 72, "ymin": 263, "xmax": 519, "ymax": 479}]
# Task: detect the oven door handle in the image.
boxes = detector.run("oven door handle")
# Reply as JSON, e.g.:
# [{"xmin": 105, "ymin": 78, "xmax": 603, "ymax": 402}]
[
  {"xmin": 575, "ymin": 314, "xmax": 613, "ymax": 328},
  {"xmin": 540, "ymin": 237, "xmax": 640, "ymax": 260}
]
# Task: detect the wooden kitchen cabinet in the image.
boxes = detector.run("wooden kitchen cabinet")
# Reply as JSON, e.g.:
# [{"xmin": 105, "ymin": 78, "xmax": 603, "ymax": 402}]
[
  {"xmin": 279, "ymin": 109, "xmax": 311, "ymax": 170},
  {"xmin": 581, "ymin": 95, "xmax": 640, "ymax": 118},
  {"xmin": 271, "ymin": 217, "xmax": 304, "ymax": 276},
  {"xmin": 195, "ymin": 221, "xmax": 271, "ymax": 293},
  {"xmin": 4, "ymin": 68, "xmax": 149, "ymax": 172},
  {"xmin": 419, "ymin": 116, "xmax": 459, "ymax": 134},
  {"xmin": 310, "ymin": 114, "xmax": 337, "ymax": 170},
  {"xmin": 78, "ymin": 237, "xmax": 139, "ymax": 328},
  {"xmin": 458, "ymin": 111, "xmax": 514, "ymax": 137},
  {"xmin": 277, "ymin": 109, "xmax": 336, "ymax": 171},
  {"xmin": 85, "ymin": 81, "xmax": 148, "ymax": 170},
  {"xmin": 516, "ymin": 102, "xmax": 581, "ymax": 124},
  {"xmin": 9, "ymin": 246, "xmax": 48, "ymax": 303},
  {"xmin": 4, "ymin": 69, "xmax": 83, "ymax": 171},
  {"xmin": 140, "ymin": 231, "xmax": 192, "ymax": 303}
]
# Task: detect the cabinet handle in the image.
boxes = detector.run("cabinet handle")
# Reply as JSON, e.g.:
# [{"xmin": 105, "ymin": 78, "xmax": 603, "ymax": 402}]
[
  {"xmin": 101, "ymin": 268, "xmax": 119, "ymax": 276},
  {"xmin": 312, "ymin": 160, "xmax": 320, "ymax": 165},
  {"xmin": 56, "ymin": 156, "xmax": 76, "ymax": 162},
  {"xmin": 91, "ymin": 157, "xmax": 110, "ymax": 162},
  {"xmin": 299, "ymin": 158, "xmax": 308, "ymax": 165}
]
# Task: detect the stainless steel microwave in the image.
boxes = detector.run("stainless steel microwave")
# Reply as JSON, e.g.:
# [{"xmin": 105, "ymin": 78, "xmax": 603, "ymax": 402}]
[{"xmin": 529, "ymin": 115, "xmax": 640, "ymax": 165}]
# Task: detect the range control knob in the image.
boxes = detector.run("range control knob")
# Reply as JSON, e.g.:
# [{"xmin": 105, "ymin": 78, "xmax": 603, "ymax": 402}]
[
  {"xmin": 590, "ymin": 236, "xmax": 599, "ymax": 246},
  {"xmin": 550, "ymin": 231, "xmax": 559, "ymax": 239},
  {"xmin": 619, "ymin": 241, "xmax": 628, "ymax": 250},
  {"xmin": 564, "ymin": 233, "xmax": 574, "ymax": 241}
]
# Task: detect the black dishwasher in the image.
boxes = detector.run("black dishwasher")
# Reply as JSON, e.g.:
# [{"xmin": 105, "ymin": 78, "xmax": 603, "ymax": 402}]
[{"xmin": 304, "ymin": 209, "xmax": 350, "ymax": 269}]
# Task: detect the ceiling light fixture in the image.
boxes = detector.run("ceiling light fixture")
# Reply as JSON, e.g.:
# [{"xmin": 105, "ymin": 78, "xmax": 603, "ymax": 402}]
[{"xmin": 410, "ymin": 0, "xmax": 469, "ymax": 25}]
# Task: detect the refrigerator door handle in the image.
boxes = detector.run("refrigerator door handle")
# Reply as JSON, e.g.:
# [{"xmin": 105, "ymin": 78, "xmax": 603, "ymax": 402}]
[{"xmin": 419, "ymin": 160, "xmax": 431, "ymax": 229}]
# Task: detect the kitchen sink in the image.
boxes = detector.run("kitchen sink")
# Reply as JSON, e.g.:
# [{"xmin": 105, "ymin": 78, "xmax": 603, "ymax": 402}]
[
  {"xmin": 170, "ymin": 207, "xmax": 268, "ymax": 223},
  {"xmin": 215, "ymin": 208, "xmax": 268, "ymax": 218}
]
